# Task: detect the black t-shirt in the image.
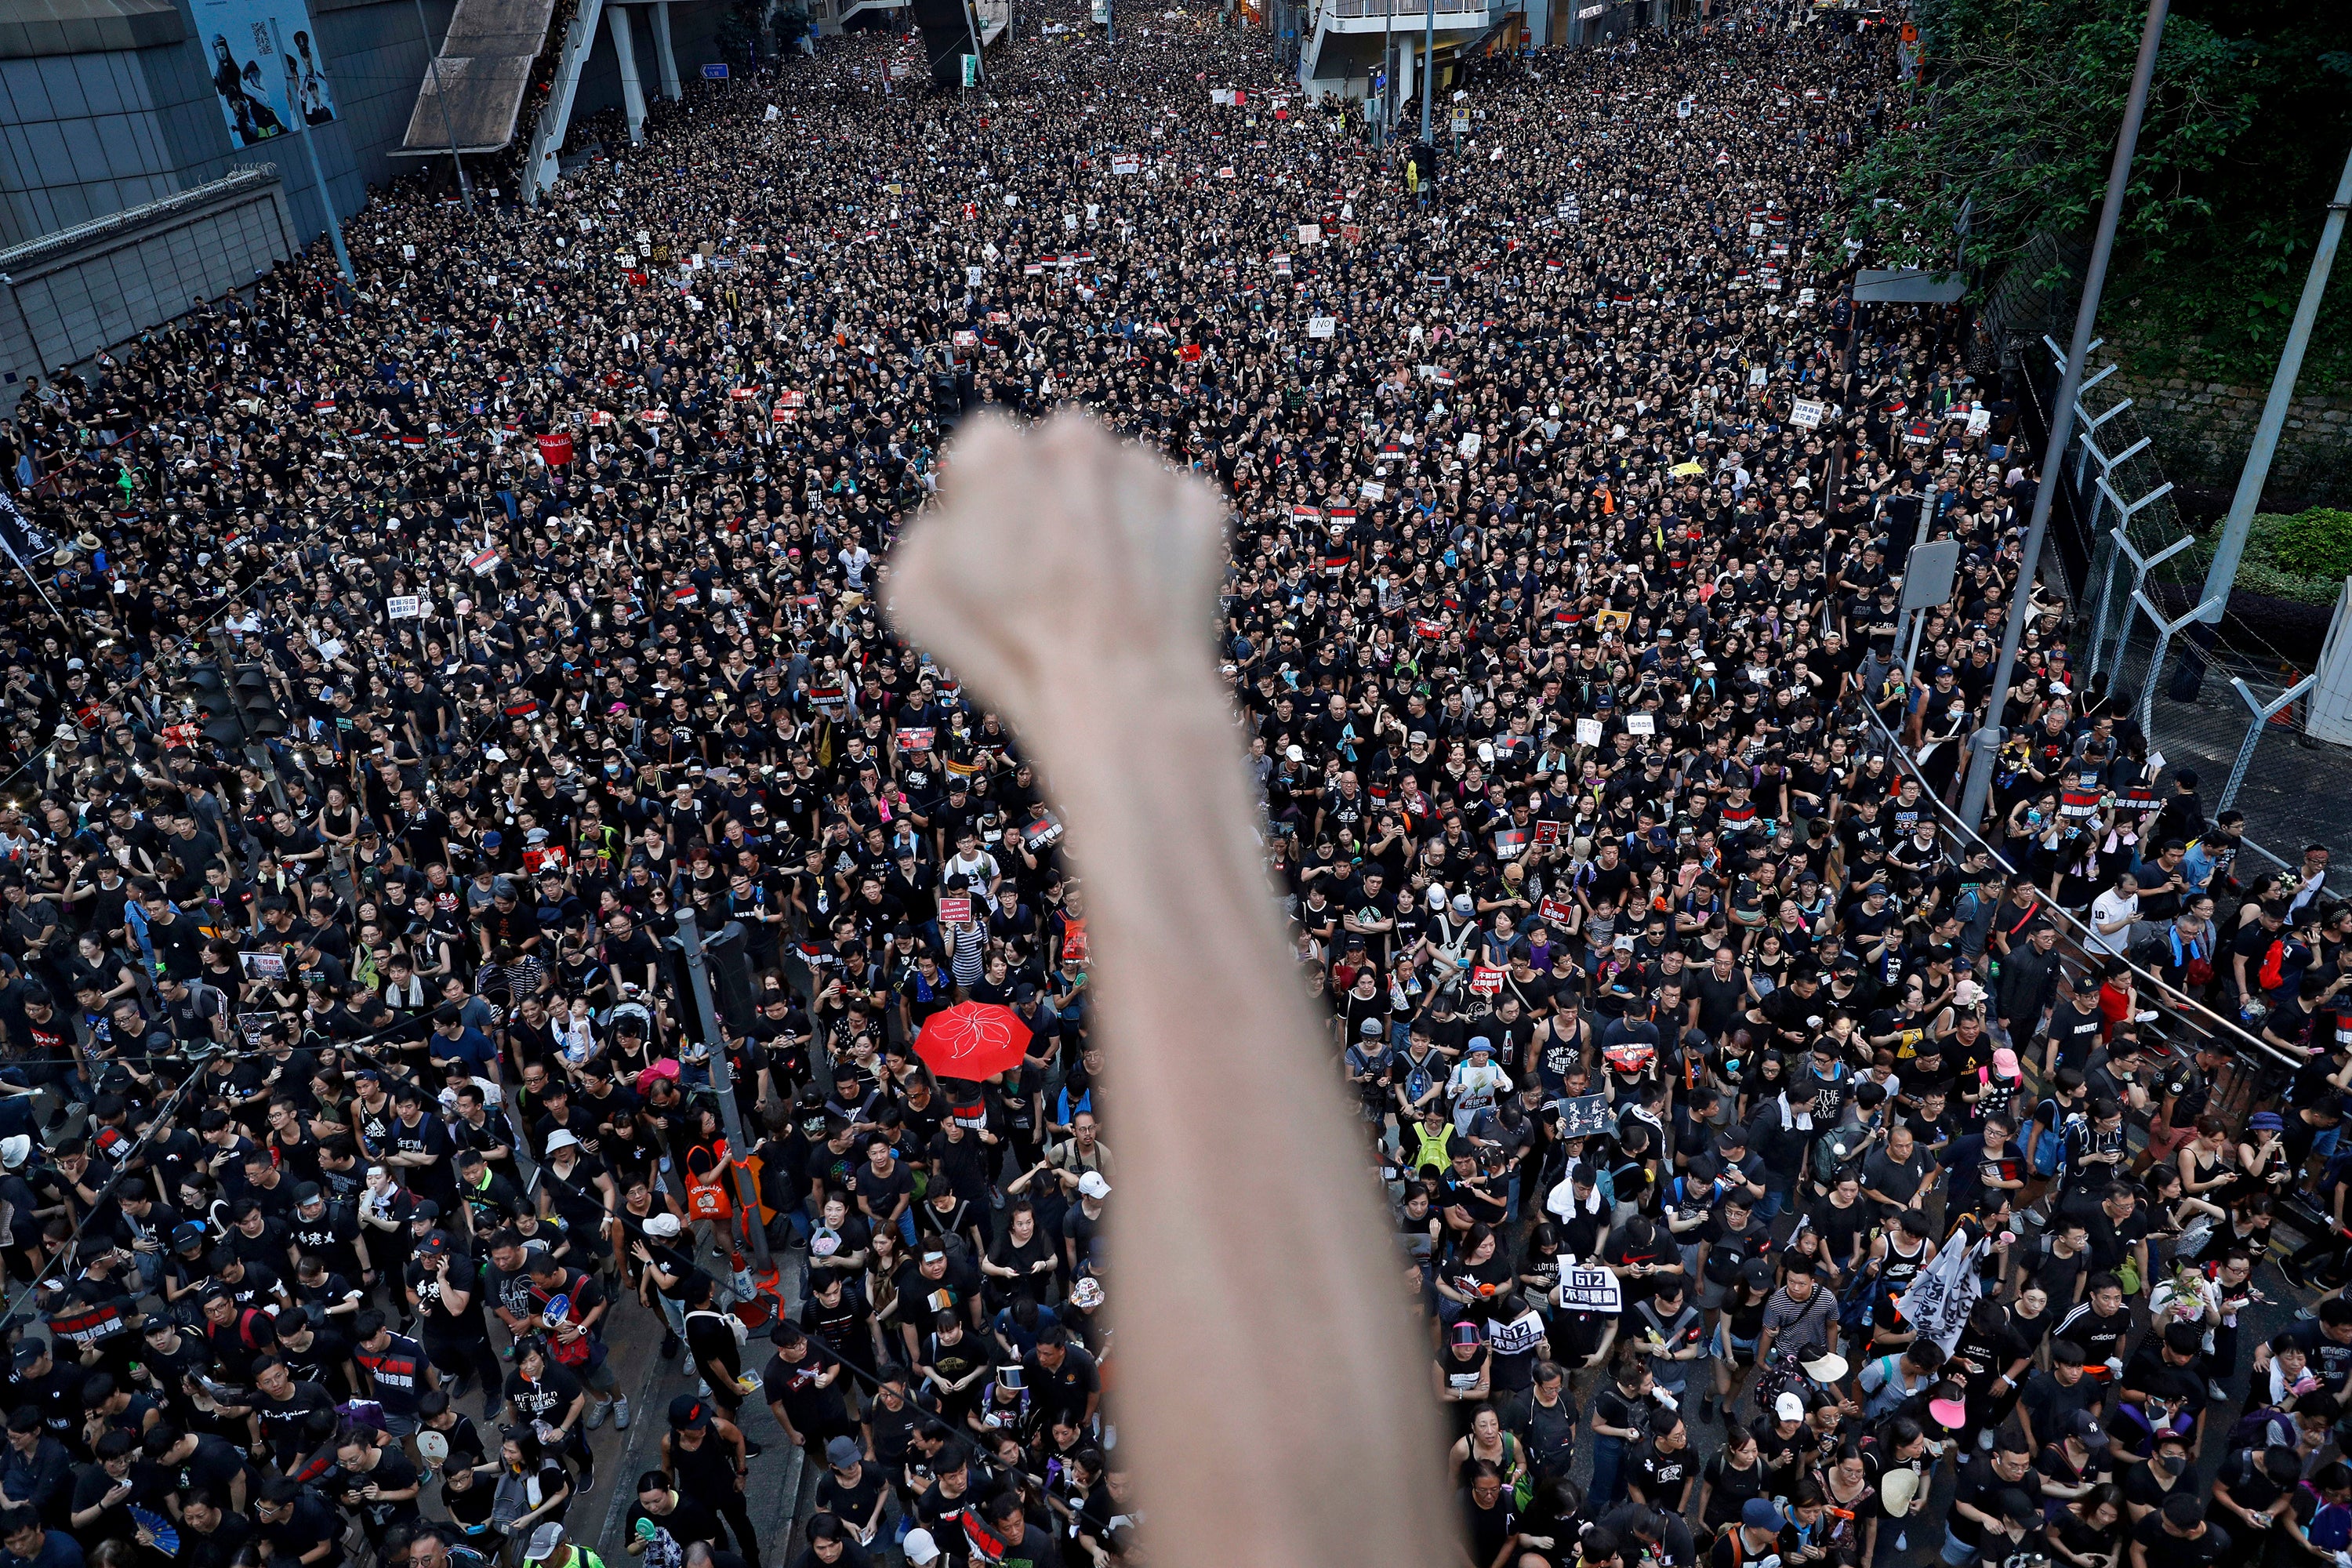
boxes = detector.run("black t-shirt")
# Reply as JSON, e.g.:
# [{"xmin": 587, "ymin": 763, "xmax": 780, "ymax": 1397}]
[
  {"xmin": 815, "ymin": 1464, "xmax": 889, "ymax": 1532},
  {"xmin": 848, "ymin": 1158, "xmax": 914, "ymax": 1223},
  {"xmin": 1949, "ymin": 1454, "xmax": 2030, "ymax": 1548},
  {"xmin": 1698, "ymin": 1449, "xmax": 1768, "ymax": 1531},
  {"xmin": 255, "ymin": 1380, "xmax": 336, "ymax": 1460},
  {"xmin": 2284, "ymin": 1321, "xmax": 2352, "ymax": 1393},
  {"xmin": 1805, "ymin": 1193, "xmax": 1873, "ymax": 1270},
  {"xmin": 503, "ymin": 1363, "xmax": 587, "ymax": 1427},
  {"xmin": 2130, "ymin": 1515, "xmax": 2229, "ymax": 1568},
  {"xmin": 1631, "ymin": 1438, "xmax": 1694, "ymax": 1507},
  {"xmin": 1022, "ymin": 1345, "xmax": 1101, "ymax": 1425},
  {"xmin": 256, "ymin": 1488, "xmax": 343, "ymax": 1568},
  {"xmin": 410, "ymin": 1253, "xmax": 492, "ymax": 1343},
  {"xmin": 762, "ymin": 1342, "xmax": 852, "ymax": 1434},
  {"xmin": 2053, "ymin": 1301, "xmax": 2132, "ymax": 1370},
  {"xmin": 625, "ymin": 1494, "xmax": 722, "ymax": 1568}
]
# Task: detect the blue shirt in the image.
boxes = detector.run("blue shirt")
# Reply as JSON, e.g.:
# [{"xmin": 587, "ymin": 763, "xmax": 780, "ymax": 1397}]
[
  {"xmin": 431, "ymin": 1025, "xmax": 498, "ymax": 1073},
  {"xmin": 0, "ymin": 1527, "xmax": 83, "ymax": 1568}
]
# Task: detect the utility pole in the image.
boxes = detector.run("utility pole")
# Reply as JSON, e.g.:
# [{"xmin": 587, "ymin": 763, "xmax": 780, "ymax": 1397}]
[
  {"xmin": 671, "ymin": 906, "xmax": 774, "ymax": 1272},
  {"xmin": 1382, "ymin": 0, "xmax": 1396, "ymax": 138},
  {"xmin": 962, "ymin": 0, "xmax": 987, "ymax": 79},
  {"xmin": 275, "ymin": 20, "xmax": 353, "ymax": 282},
  {"xmin": 1958, "ymin": 0, "xmax": 2169, "ymax": 829},
  {"xmin": 2172, "ymin": 139, "xmax": 2352, "ymax": 699},
  {"xmin": 413, "ymin": 0, "xmax": 475, "ymax": 212},
  {"xmin": 1418, "ymin": 0, "xmax": 1433, "ymax": 145}
]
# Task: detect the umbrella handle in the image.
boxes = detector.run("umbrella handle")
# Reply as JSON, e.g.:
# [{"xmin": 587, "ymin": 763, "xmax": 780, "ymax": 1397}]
[{"xmin": 887, "ymin": 411, "xmax": 1455, "ymax": 1568}]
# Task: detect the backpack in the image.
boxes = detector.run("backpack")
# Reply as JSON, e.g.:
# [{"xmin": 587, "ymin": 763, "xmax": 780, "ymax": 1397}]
[
  {"xmin": 1860, "ymin": 1353, "xmax": 1918, "ymax": 1418},
  {"xmin": 1836, "ymin": 1262, "xmax": 1882, "ymax": 1337},
  {"xmin": 2029, "ymin": 1099, "xmax": 2064, "ymax": 1177},
  {"xmin": 686, "ymin": 1305, "xmax": 750, "ymax": 1349},
  {"xmin": 2227, "ymin": 1410, "xmax": 2296, "ymax": 1450},
  {"xmin": 2306, "ymin": 1485, "xmax": 2352, "ymax": 1552},
  {"xmin": 2261, "ymin": 938, "xmax": 2288, "ymax": 994},
  {"xmin": 1812, "ymin": 1116, "xmax": 1867, "ymax": 1188}
]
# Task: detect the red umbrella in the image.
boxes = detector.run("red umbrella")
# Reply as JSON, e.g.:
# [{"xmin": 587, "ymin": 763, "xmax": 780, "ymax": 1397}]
[{"xmin": 913, "ymin": 1001, "xmax": 1032, "ymax": 1080}]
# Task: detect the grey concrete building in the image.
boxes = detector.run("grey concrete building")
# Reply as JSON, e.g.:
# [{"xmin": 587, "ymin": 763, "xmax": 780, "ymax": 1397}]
[{"xmin": 0, "ymin": 0, "xmax": 726, "ymax": 390}]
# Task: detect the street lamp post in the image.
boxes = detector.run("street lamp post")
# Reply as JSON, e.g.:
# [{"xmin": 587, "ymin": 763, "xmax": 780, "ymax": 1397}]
[
  {"xmin": 274, "ymin": 19, "xmax": 354, "ymax": 281},
  {"xmin": 1958, "ymin": 0, "xmax": 2170, "ymax": 829},
  {"xmin": 412, "ymin": 0, "xmax": 474, "ymax": 211},
  {"xmin": 1418, "ymin": 0, "xmax": 1432, "ymax": 144}
]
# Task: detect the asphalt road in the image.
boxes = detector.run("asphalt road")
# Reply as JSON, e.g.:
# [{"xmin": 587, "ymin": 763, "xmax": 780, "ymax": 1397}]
[{"xmin": 564, "ymin": 1247, "xmax": 819, "ymax": 1560}]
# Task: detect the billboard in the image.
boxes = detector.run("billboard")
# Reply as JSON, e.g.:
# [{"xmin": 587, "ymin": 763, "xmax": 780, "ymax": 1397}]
[{"xmin": 196, "ymin": 0, "xmax": 337, "ymax": 148}]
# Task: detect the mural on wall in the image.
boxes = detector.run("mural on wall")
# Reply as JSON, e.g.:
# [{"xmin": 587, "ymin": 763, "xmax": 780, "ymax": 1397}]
[{"xmin": 198, "ymin": 0, "xmax": 338, "ymax": 147}]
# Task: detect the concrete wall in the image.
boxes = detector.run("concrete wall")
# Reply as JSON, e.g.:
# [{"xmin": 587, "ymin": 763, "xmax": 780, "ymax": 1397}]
[
  {"xmin": 558, "ymin": 0, "xmax": 728, "ymax": 153},
  {"xmin": 0, "ymin": 164, "xmax": 296, "ymax": 389},
  {"xmin": 0, "ymin": 0, "xmax": 457, "ymax": 257},
  {"xmin": 2108, "ymin": 367, "xmax": 2352, "ymax": 513},
  {"xmin": 310, "ymin": 0, "xmax": 460, "ymax": 191}
]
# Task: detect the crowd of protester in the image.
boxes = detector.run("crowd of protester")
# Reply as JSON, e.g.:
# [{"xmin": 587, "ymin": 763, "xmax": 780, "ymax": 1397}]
[{"xmin": 2, "ymin": 2, "xmax": 2350, "ymax": 1568}]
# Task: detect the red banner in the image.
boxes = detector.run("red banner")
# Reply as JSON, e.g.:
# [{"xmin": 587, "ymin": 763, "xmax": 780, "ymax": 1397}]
[{"xmin": 536, "ymin": 434, "xmax": 574, "ymax": 466}]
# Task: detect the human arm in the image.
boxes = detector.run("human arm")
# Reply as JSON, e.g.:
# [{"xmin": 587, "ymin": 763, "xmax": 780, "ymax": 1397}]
[{"xmin": 887, "ymin": 414, "xmax": 1457, "ymax": 1568}]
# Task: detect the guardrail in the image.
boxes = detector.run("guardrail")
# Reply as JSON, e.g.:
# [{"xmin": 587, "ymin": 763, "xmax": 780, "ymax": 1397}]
[
  {"xmin": 1849, "ymin": 681, "xmax": 2305, "ymax": 1078},
  {"xmin": 1324, "ymin": 0, "xmax": 1488, "ymax": 19}
]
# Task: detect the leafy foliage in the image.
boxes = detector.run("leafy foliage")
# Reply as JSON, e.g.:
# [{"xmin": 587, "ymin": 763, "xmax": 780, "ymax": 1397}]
[
  {"xmin": 1839, "ymin": 0, "xmax": 2352, "ymax": 387},
  {"xmin": 2256, "ymin": 507, "xmax": 2352, "ymax": 582},
  {"xmin": 2184, "ymin": 508, "xmax": 2352, "ymax": 605}
]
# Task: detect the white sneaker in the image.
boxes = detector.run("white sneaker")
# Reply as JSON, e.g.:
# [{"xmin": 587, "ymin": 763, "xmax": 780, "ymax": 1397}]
[{"xmin": 613, "ymin": 1396, "xmax": 632, "ymax": 1430}]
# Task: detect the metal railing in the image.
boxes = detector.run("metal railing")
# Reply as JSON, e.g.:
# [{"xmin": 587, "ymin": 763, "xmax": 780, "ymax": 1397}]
[
  {"xmin": 1324, "ymin": 0, "xmax": 1489, "ymax": 20},
  {"xmin": 1851, "ymin": 687, "xmax": 2303, "ymax": 1077}
]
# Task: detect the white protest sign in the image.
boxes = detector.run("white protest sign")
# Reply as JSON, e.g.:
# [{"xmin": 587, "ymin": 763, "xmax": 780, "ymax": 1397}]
[
  {"xmin": 1625, "ymin": 713, "xmax": 1657, "ymax": 736},
  {"xmin": 387, "ymin": 595, "xmax": 425, "ymax": 620},
  {"xmin": 1556, "ymin": 1265, "xmax": 1622, "ymax": 1314},
  {"xmin": 1575, "ymin": 717, "xmax": 1604, "ymax": 747},
  {"xmin": 1307, "ymin": 316, "xmax": 1338, "ymax": 339},
  {"xmin": 1789, "ymin": 399, "xmax": 1825, "ymax": 430}
]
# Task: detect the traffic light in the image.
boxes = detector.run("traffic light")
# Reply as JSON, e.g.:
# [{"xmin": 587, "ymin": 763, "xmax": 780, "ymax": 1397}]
[
  {"xmin": 180, "ymin": 664, "xmax": 249, "ymax": 750},
  {"xmin": 231, "ymin": 664, "xmax": 287, "ymax": 739},
  {"xmin": 176, "ymin": 660, "xmax": 286, "ymax": 750}
]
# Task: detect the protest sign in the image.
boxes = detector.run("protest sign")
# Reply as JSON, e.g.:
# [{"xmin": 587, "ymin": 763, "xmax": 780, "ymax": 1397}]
[{"xmin": 1557, "ymin": 1266, "xmax": 1621, "ymax": 1312}]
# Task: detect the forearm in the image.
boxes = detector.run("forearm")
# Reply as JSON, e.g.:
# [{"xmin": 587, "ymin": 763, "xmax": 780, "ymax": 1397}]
[{"xmin": 891, "ymin": 430, "xmax": 1456, "ymax": 1568}]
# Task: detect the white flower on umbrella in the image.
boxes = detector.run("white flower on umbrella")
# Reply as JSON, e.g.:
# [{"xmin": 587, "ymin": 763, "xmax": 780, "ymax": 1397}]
[{"xmin": 916, "ymin": 1002, "xmax": 1031, "ymax": 1076}]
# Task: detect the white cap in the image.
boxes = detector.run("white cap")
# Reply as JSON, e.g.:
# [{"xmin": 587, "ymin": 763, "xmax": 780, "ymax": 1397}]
[
  {"xmin": 543, "ymin": 1129, "xmax": 580, "ymax": 1154},
  {"xmin": 1076, "ymin": 1171, "xmax": 1111, "ymax": 1200},
  {"xmin": 642, "ymin": 1213, "xmax": 681, "ymax": 1238},
  {"xmin": 904, "ymin": 1530, "xmax": 942, "ymax": 1566},
  {"xmin": 1775, "ymin": 1392, "xmax": 1806, "ymax": 1421}
]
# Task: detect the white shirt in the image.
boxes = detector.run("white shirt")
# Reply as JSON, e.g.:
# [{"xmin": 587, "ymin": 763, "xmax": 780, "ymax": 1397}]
[{"xmin": 2087, "ymin": 887, "xmax": 2140, "ymax": 955}]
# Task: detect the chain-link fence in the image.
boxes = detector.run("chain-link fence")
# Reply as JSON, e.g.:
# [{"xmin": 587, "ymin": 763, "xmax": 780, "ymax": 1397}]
[{"xmin": 2040, "ymin": 337, "xmax": 2352, "ymax": 889}]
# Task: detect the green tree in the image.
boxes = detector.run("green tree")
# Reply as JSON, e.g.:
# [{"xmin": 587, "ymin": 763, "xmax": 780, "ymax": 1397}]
[{"xmin": 1841, "ymin": 0, "xmax": 2352, "ymax": 385}]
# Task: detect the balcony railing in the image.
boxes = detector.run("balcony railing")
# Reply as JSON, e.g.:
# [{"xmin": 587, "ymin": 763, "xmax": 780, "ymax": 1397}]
[{"xmin": 1323, "ymin": 0, "xmax": 1489, "ymax": 20}]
